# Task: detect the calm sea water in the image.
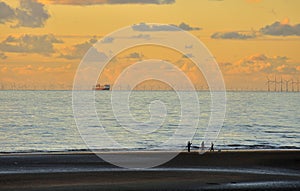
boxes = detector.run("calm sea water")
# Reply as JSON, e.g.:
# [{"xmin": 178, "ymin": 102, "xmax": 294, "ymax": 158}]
[{"xmin": 0, "ymin": 90, "xmax": 299, "ymax": 153}]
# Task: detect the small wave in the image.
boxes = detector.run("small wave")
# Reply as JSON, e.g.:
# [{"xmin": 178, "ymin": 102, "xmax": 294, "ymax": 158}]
[
  {"xmin": 224, "ymin": 144, "xmax": 300, "ymax": 150},
  {"xmin": 0, "ymin": 149, "xmax": 91, "ymax": 154},
  {"xmin": 237, "ymin": 124, "xmax": 253, "ymax": 128},
  {"xmin": 264, "ymin": 130, "xmax": 298, "ymax": 134},
  {"xmin": 281, "ymin": 135, "xmax": 297, "ymax": 138},
  {"xmin": 254, "ymin": 124, "xmax": 295, "ymax": 129}
]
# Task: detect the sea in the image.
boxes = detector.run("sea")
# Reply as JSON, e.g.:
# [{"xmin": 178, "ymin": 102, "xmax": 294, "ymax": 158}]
[{"xmin": 0, "ymin": 90, "xmax": 299, "ymax": 153}]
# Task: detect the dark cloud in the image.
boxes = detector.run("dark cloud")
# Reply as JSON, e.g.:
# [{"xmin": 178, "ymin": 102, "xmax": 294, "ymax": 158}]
[
  {"xmin": 211, "ymin": 20, "xmax": 300, "ymax": 40},
  {"xmin": 59, "ymin": 37, "xmax": 99, "ymax": 60},
  {"xmin": 0, "ymin": 34, "xmax": 63, "ymax": 56},
  {"xmin": 126, "ymin": 52, "xmax": 143, "ymax": 59},
  {"xmin": 132, "ymin": 23, "xmax": 178, "ymax": 31},
  {"xmin": 14, "ymin": 0, "xmax": 50, "ymax": 28},
  {"xmin": 0, "ymin": 2, "xmax": 15, "ymax": 24},
  {"xmin": 211, "ymin": 31, "xmax": 256, "ymax": 39},
  {"xmin": 39, "ymin": 0, "xmax": 175, "ymax": 5},
  {"xmin": 132, "ymin": 22, "xmax": 201, "ymax": 32},
  {"xmin": 260, "ymin": 21, "xmax": 300, "ymax": 36},
  {"xmin": 0, "ymin": 0, "xmax": 50, "ymax": 28},
  {"xmin": 176, "ymin": 22, "xmax": 201, "ymax": 31}
]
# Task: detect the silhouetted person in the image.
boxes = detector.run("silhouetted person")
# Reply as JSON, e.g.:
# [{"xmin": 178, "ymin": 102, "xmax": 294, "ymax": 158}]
[
  {"xmin": 201, "ymin": 141, "xmax": 205, "ymax": 152},
  {"xmin": 210, "ymin": 142, "xmax": 214, "ymax": 152},
  {"xmin": 187, "ymin": 141, "xmax": 192, "ymax": 152}
]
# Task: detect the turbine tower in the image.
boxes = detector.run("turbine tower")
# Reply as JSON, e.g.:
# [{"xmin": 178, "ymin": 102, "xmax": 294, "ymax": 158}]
[
  {"xmin": 266, "ymin": 76, "xmax": 273, "ymax": 92},
  {"xmin": 291, "ymin": 78, "xmax": 297, "ymax": 92},
  {"xmin": 284, "ymin": 79, "xmax": 290, "ymax": 92},
  {"xmin": 274, "ymin": 75, "xmax": 277, "ymax": 92},
  {"xmin": 279, "ymin": 76, "xmax": 284, "ymax": 92}
]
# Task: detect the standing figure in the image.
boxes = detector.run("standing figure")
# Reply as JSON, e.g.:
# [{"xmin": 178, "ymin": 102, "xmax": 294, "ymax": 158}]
[
  {"xmin": 201, "ymin": 141, "xmax": 205, "ymax": 152},
  {"xmin": 210, "ymin": 142, "xmax": 214, "ymax": 152},
  {"xmin": 187, "ymin": 141, "xmax": 192, "ymax": 152}
]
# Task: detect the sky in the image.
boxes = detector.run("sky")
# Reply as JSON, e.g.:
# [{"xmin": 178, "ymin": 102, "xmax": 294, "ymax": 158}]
[{"xmin": 0, "ymin": 0, "xmax": 300, "ymax": 90}]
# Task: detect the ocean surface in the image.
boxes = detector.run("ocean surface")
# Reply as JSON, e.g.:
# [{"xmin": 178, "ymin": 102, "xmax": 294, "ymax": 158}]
[{"xmin": 0, "ymin": 90, "xmax": 299, "ymax": 153}]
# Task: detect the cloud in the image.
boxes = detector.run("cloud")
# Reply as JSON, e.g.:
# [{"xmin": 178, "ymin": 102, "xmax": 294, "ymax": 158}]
[
  {"xmin": 14, "ymin": 0, "xmax": 50, "ymax": 28},
  {"xmin": 37, "ymin": 63, "xmax": 72, "ymax": 73},
  {"xmin": 132, "ymin": 22, "xmax": 201, "ymax": 32},
  {"xmin": 212, "ymin": 19, "xmax": 300, "ymax": 40},
  {"xmin": 83, "ymin": 47, "xmax": 108, "ymax": 62},
  {"xmin": 221, "ymin": 54, "xmax": 300, "ymax": 74},
  {"xmin": 211, "ymin": 31, "xmax": 256, "ymax": 39},
  {"xmin": 130, "ymin": 34, "xmax": 151, "ymax": 39},
  {"xmin": 0, "ymin": 52, "xmax": 7, "ymax": 59},
  {"xmin": 132, "ymin": 23, "xmax": 177, "ymax": 31},
  {"xmin": 101, "ymin": 36, "xmax": 114, "ymax": 43},
  {"xmin": 176, "ymin": 22, "xmax": 201, "ymax": 31},
  {"xmin": 12, "ymin": 64, "xmax": 34, "ymax": 75},
  {"xmin": 0, "ymin": 34, "xmax": 63, "ymax": 56},
  {"xmin": 260, "ymin": 20, "xmax": 300, "ymax": 36},
  {"xmin": 0, "ymin": 2, "xmax": 15, "ymax": 24},
  {"xmin": 125, "ymin": 52, "xmax": 143, "ymax": 59},
  {"xmin": 38, "ymin": 0, "xmax": 175, "ymax": 5},
  {"xmin": 59, "ymin": 37, "xmax": 107, "ymax": 60},
  {"xmin": 0, "ymin": 0, "xmax": 50, "ymax": 28}
]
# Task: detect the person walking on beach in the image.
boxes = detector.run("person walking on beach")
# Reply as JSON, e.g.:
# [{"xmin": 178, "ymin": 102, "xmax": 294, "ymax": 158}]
[
  {"xmin": 187, "ymin": 141, "xmax": 192, "ymax": 152},
  {"xmin": 210, "ymin": 142, "xmax": 214, "ymax": 152},
  {"xmin": 201, "ymin": 141, "xmax": 205, "ymax": 152}
]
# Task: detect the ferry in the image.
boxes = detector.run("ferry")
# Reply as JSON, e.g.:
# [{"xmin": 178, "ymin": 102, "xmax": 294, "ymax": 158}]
[{"xmin": 93, "ymin": 84, "xmax": 110, "ymax": 91}]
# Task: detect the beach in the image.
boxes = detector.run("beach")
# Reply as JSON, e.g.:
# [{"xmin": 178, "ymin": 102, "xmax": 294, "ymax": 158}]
[{"xmin": 0, "ymin": 150, "xmax": 299, "ymax": 190}]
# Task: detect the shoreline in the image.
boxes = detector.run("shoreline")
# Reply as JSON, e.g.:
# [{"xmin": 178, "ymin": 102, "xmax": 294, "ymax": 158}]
[
  {"xmin": 0, "ymin": 150, "xmax": 299, "ymax": 190},
  {"xmin": 1, "ymin": 148, "xmax": 300, "ymax": 155}
]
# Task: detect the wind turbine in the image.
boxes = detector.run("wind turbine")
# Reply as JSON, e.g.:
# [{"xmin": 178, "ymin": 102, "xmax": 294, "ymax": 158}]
[
  {"xmin": 284, "ymin": 79, "xmax": 290, "ymax": 92},
  {"xmin": 291, "ymin": 78, "xmax": 297, "ymax": 92},
  {"xmin": 279, "ymin": 76, "xmax": 284, "ymax": 92},
  {"xmin": 274, "ymin": 75, "xmax": 277, "ymax": 92},
  {"xmin": 266, "ymin": 76, "xmax": 273, "ymax": 92}
]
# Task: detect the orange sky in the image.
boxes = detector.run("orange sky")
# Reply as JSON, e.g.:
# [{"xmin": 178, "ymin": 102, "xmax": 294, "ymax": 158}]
[{"xmin": 0, "ymin": 0, "xmax": 300, "ymax": 90}]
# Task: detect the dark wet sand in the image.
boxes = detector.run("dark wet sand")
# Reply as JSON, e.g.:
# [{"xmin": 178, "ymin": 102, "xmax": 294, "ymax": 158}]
[{"xmin": 0, "ymin": 150, "xmax": 299, "ymax": 190}]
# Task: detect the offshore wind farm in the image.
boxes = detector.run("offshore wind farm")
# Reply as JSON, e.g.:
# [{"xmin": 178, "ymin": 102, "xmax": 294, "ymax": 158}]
[{"xmin": 266, "ymin": 75, "xmax": 300, "ymax": 92}]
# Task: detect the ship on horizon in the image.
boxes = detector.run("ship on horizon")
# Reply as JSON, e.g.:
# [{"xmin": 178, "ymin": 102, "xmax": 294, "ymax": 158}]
[{"xmin": 93, "ymin": 84, "xmax": 110, "ymax": 91}]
